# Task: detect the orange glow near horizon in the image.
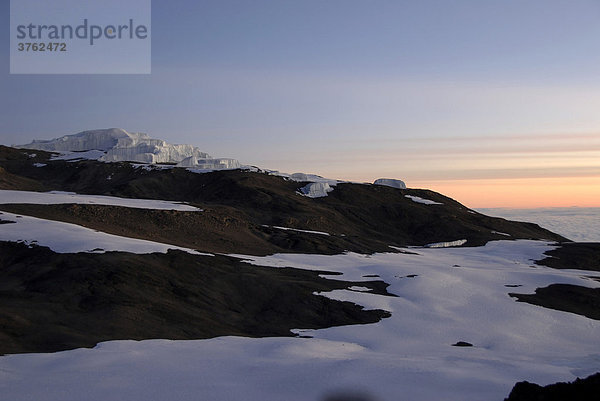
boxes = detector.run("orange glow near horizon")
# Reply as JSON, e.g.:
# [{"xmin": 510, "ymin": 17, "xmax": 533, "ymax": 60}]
[
  {"xmin": 412, "ymin": 176, "xmax": 600, "ymax": 209},
  {"xmin": 285, "ymin": 130, "xmax": 600, "ymax": 209}
]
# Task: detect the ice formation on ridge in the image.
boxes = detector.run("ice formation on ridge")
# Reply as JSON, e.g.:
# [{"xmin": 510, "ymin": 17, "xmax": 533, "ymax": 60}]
[
  {"xmin": 18, "ymin": 128, "xmax": 240, "ymax": 169},
  {"xmin": 22, "ymin": 128, "xmax": 135, "ymax": 152},
  {"xmin": 299, "ymin": 182, "xmax": 333, "ymax": 198},
  {"xmin": 176, "ymin": 156, "xmax": 240, "ymax": 169},
  {"xmin": 19, "ymin": 129, "xmax": 408, "ymax": 189},
  {"xmin": 373, "ymin": 178, "xmax": 406, "ymax": 189}
]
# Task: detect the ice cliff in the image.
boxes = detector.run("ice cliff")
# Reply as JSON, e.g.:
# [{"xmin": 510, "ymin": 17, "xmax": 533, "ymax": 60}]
[
  {"xmin": 299, "ymin": 182, "xmax": 334, "ymax": 198},
  {"xmin": 22, "ymin": 128, "xmax": 135, "ymax": 152},
  {"xmin": 19, "ymin": 128, "xmax": 241, "ymax": 169},
  {"xmin": 373, "ymin": 178, "xmax": 406, "ymax": 189}
]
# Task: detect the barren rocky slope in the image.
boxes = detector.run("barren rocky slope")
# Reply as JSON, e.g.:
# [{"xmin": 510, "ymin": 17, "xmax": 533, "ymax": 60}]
[
  {"xmin": 0, "ymin": 241, "xmax": 391, "ymax": 355},
  {"xmin": 0, "ymin": 145, "xmax": 567, "ymax": 256},
  {"xmin": 3, "ymin": 144, "xmax": 598, "ymax": 361}
]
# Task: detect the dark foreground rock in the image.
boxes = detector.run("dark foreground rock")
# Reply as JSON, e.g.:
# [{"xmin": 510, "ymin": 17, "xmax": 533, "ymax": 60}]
[
  {"xmin": 505, "ymin": 372, "xmax": 600, "ymax": 401},
  {"xmin": 0, "ymin": 241, "xmax": 392, "ymax": 355},
  {"xmin": 510, "ymin": 243, "xmax": 600, "ymax": 320},
  {"xmin": 510, "ymin": 284, "xmax": 600, "ymax": 320},
  {"xmin": 536, "ymin": 242, "xmax": 600, "ymax": 272}
]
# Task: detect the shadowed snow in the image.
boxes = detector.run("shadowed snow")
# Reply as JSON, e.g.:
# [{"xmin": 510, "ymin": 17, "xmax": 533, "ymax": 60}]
[
  {"xmin": 425, "ymin": 239, "xmax": 467, "ymax": 248},
  {"xmin": 264, "ymin": 225, "xmax": 332, "ymax": 236},
  {"xmin": 405, "ymin": 195, "xmax": 443, "ymax": 205},
  {"xmin": 1, "ymin": 240, "xmax": 598, "ymax": 401}
]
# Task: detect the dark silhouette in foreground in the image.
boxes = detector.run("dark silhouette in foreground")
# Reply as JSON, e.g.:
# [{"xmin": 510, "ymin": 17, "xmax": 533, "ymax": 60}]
[{"xmin": 505, "ymin": 373, "xmax": 600, "ymax": 401}]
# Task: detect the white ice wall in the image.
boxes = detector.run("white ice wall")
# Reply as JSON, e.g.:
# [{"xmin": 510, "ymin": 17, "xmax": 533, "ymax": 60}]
[
  {"xmin": 19, "ymin": 128, "xmax": 239, "ymax": 169},
  {"xmin": 373, "ymin": 178, "xmax": 406, "ymax": 189},
  {"xmin": 20, "ymin": 128, "xmax": 141, "ymax": 152}
]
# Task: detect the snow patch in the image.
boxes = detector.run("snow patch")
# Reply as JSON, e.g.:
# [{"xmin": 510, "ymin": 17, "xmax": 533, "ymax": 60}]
[
  {"xmin": 348, "ymin": 286, "xmax": 373, "ymax": 292},
  {"xmin": 405, "ymin": 195, "xmax": 443, "ymax": 205},
  {"xmin": 0, "ymin": 190, "xmax": 202, "ymax": 211},
  {"xmin": 264, "ymin": 225, "xmax": 331, "ymax": 236},
  {"xmin": 32, "ymin": 163, "xmax": 46, "ymax": 167},
  {"xmin": 425, "ymin": 239, "xmax": 467, "ymax": 248}
]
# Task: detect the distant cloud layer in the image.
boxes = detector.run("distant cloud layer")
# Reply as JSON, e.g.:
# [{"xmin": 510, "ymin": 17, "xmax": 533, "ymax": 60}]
[{"xmin": 477, "ymin": 207, "xmax": 600, "ymax": 242}]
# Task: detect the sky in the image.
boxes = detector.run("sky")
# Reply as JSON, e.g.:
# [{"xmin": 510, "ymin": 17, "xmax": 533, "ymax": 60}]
[{"xmin": 1, "ymin": 0, "xmax": 599, "ymax": 208}]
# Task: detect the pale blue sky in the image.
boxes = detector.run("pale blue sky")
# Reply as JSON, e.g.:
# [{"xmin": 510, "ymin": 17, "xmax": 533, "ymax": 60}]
[{"xmin": 1, "ymin": 0, "xmax": 599, "ymax": 205}]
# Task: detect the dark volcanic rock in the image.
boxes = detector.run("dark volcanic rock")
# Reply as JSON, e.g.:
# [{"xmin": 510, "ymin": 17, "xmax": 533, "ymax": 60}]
[
  {"xmin": 509, "ymin": 243, "xmax": 600, "ymax": 320},
  {"xmin": 510, "ymin": 284, "xmax": 600, "ymax": 320},
  {"xmin": 0, "ymin": 203, "xmax": 397, "ymax": 256},
  {"xmin": 505, "ymin": 372, "xmax": 600, "ymax": 401},
  {"xmin": 536, "ymin": 242, "xmax": 600, "ymax": 272},
  {"xmin": 451, "ymin": 341, "xmax": 473, "ymax": 347},
  {"xmin": 0, "ymin": 145, "xmax": 568, "ymax": 256},
  {"xmin": 0, "ymin": 241, "xmax": 392, "ymax": 355}
]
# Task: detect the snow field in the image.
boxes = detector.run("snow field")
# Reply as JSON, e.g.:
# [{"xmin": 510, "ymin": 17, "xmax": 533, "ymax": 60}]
[{"xmin": 0, "ymin": 212, "xmax": 598, "ymax": 400}]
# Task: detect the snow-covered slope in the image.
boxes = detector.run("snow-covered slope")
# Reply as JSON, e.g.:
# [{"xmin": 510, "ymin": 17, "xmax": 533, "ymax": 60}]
[
  {"xmin": 18, "ymin": 128, "xmax": 240, "ymax": 169},
  {"xmin": 1, "ymin": 240, "xmax": 598, "ymax": 401}
]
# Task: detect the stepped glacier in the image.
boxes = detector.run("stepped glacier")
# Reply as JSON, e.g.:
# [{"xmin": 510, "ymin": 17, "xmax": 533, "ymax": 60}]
[{"xmin": 19, "ymin": 128, "xmax": 241, "ymax": 169}]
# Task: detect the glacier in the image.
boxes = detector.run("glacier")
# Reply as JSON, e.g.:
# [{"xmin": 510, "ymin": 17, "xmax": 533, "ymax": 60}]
[
  {"xmin": 177, "ymin": 155, "xmax": 240, "ymax": 169},
  {"xmin": 18, "ymin": 128, "xmax": 241, "ymax": 170},
  {"xmin": 18, "ymin": 129, "xmax": 411, "ymax": 194},
  {"xmin": 21, "ymin": 128, "xmax": 136, "ymax": 152},
  {"xmin": 299, "ymin": 182, "xmax": 334, "ymax": 198},
  {"xmin": 373, "ymin": 178, "xmax": 406, "ymax": 189}
]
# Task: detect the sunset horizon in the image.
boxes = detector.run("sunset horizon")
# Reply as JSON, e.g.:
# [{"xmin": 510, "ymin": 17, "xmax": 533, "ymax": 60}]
[
  {"xmin": 2, "ymin": 0, "xmax": 599, "ymax": 209},
  {"xmin": 2, "ymin": 2, "xmax": 600, "ymax": 399}
]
